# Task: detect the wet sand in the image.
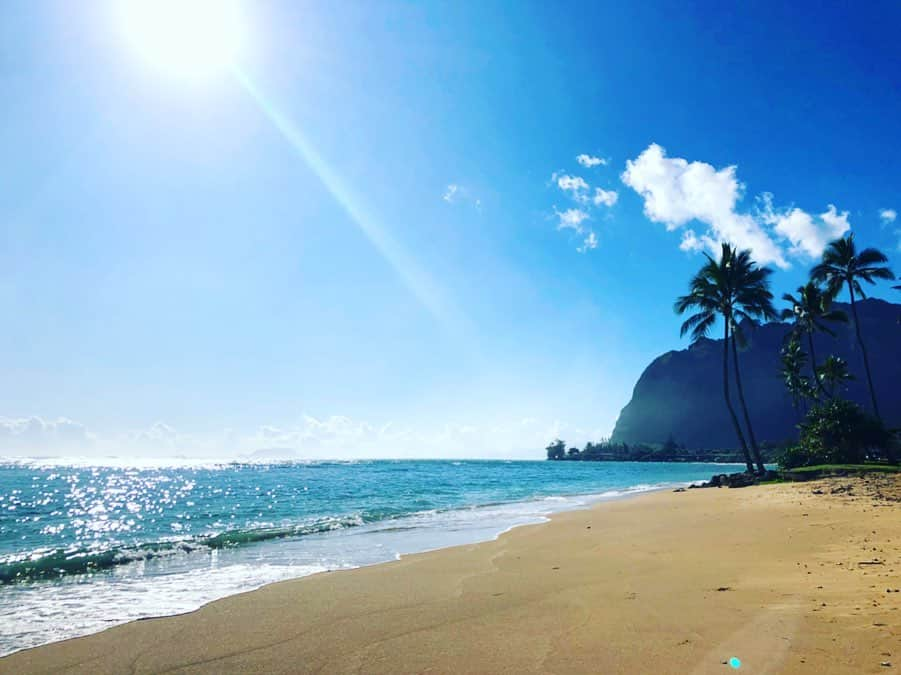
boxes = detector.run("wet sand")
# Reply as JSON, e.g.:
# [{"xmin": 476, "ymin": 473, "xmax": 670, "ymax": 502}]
[{"xmin": 3, "ymin": 474, "xmax": 900, "ymax": 674}]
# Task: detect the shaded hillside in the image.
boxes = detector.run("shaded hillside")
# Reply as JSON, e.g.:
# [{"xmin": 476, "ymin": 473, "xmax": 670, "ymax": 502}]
[{"xmin": 611, "ymin": 299, "xmax": 901, "ymax": 449}]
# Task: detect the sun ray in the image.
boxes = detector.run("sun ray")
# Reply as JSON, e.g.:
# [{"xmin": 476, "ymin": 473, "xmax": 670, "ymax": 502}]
[{"xmin": 231, "ymin": 67, "xmax": 459, "ymax": 330}]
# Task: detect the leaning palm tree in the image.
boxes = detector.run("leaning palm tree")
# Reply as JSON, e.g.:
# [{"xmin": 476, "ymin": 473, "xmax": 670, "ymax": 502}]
[
  {"xmin": 780, "ymin": 282, "xmax": 848, "ymax": 397},
  {"xmin": 811, "ymin": 234, "xmax": 895, "ymax": 420},
  {"xmin": 816, "ymin": 355, "xmax": 854, "ymax": 399},
  {"xmin": 675, "ymin": 244, "xmax": 774, "ymax": 474}
]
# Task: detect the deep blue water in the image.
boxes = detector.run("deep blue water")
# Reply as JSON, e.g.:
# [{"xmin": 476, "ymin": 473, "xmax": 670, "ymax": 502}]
[{"xmin": 0, "ymin": 458, "xmax": 736, "ymax": 655}]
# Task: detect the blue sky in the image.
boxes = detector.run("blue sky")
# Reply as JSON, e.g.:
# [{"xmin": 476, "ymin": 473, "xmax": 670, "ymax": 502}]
[{"xmin": 1, "ymin": 0, "xmax": 899, "ymax": 458}]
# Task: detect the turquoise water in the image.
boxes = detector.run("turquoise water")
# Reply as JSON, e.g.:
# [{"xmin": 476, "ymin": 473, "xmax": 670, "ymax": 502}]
[{"xmin": 0, "ymin": 458, "xmax": 736, "ymax": 655}]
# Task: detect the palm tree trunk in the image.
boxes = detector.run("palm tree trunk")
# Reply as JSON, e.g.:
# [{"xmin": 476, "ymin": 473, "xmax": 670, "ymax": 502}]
[
  {"xmin": 722, "ymin": 322, "xmax": 754, "ymax": 473},
  {"xmin": 731, "ymin": 332, "xmax": 766, "ymax": 474},
  {"xmin": 807, "ymin": 332, "xmax": 828, "ymax": 399},
  {"xmin": 848, "ymin": 283, "xmax": 881, "ymax": 421}
]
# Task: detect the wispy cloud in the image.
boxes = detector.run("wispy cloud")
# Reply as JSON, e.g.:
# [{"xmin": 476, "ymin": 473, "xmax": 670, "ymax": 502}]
[
  {"xmin": 555, "ymin": 207, "xmax": 590, "ymax": 233},
  {"xmin": 679, "ymin": 229, "xmax": 712, "ymax": 253},
  {"xmin": 577, "ymin": 231, "xmax": 599, "ymax": 253},
  {"xmin": 442, "ymin": 183, "xmax": 481, "ymax": 212},
  {"xmin": 549, "ymin": 158, "xmax": 618, "ymax": 252},
  {"xmin": 576, "ymin": 154, "xmax": 607, "ymax": 168},
  {"xmin": 556, "ymin": 174, "xmax": 589, "ymax": 192},
  {"xmin": 593, "ymin": 187, "xmax": 618, "ymax": 207},
  {"xmin": 553, "ymin": 173, "xmax": 590, "ymax": 204}
]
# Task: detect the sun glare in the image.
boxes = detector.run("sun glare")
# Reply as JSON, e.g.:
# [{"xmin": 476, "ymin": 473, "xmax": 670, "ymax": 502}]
[{"xmin": 119, "ymin": 0, "xmax": 244, "ymax": 80}]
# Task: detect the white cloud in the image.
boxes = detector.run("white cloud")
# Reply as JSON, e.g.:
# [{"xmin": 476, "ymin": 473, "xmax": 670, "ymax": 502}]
[
  {"xmin": 556, "ymin": 174, "xmax": 589, "ymax": 192},
  {"xmin": 554, "ymin": 174, "xmax": 590, "ymax": 203},
  {"xmin": 0, "ymin": 413, "xmax": 608, "ymax": 461},
  {"xmin": 622, "ymin": 143, "xmax": 792, "ymax": 268},
  {"xmin": 240, "ymin": 415, "xmax": 610, "ymax": 460},
  {"xmin": 678, "ymin": 229, "xmax": 713, "ymax": 253},
  {"xmin": 443, "ymin": 183, "xmax": 482, "ymax": 212},
  {"xmin": 758, "ymin": 196, "xmax": 850, "ymax": 259},
  {"xmin": 879, "ymin": 208, "xmax": 897, "ymax": 224},
  {"xmin": 554, "ymin": 207, "xmax": 590, "ymax": 233},
  {"xmin": 593, "ymin": 187, "xmax": 618, "ymax": 207},
  {"xmin": 576, "ymin": 154, "xmax": 607, "ymax": 168},
  {"xmin": 0, "ymin": 416, "xmax": 93, "ymax": 452},
  {"xmin": 548, "ymin": 162, "xmax": 616, "ymax": 252},
  {"xmin": 578, "ymin": 232, "xmax": 599, "ymax": 253}
]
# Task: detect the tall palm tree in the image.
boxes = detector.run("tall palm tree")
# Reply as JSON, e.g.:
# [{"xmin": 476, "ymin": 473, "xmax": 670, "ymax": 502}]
[
  {"xmin": 780, "ymin": 282, "xmax": 848, "ymax": 397},
  {"xmin": 811, "ymin": 234, "xmax": 895, "ymax": 420},
  {"xmin": 816, "ymin": 355, "xmax": 854, "ymax": 399},
  {"xmin": 726, "ymin": 249, "xmax": 777, "ymax": 473},
  {"xmin": 675, "ymin": 244, "xmax": 775, "ymax": 474}
]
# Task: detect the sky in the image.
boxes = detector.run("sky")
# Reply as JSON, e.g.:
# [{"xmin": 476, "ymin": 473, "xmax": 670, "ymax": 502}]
[{"xmin": 1, "ymin": 0, "xmax": 899, "ymax": 459}]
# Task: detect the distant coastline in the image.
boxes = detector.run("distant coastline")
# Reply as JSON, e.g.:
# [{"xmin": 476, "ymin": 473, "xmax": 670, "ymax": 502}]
[{"xmin": 544, "ymin": 437, "xmax": 777, "ymax": 464}]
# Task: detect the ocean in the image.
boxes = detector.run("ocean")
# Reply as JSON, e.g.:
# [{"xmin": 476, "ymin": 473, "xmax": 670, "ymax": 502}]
[{"xmin": 0, "ymin": 458, "xmax": 737, "ymax": 655}]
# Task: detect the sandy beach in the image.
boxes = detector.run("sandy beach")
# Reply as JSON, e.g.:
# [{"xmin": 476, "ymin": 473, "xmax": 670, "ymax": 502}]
[{"xmin": 3, "ymin": 475, "xmax": 899, "ymax": 675}]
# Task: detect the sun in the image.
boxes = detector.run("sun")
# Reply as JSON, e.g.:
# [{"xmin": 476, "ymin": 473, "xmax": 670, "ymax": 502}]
[{"xmin": 118, "ymin": 0, "xmax": 245, "ymax": 80}]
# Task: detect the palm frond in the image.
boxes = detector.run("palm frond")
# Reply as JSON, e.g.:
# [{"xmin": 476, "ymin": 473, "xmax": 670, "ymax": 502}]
[
  {"xmin": 856, "ymin": 247, "xmax": 889, "ymax": 266},
  {"xmin": 822, "ymin": 309, "xmax": 848, "ymax": 323},
  {"xmin": 679, "ymin": 310, "xmax": 713, "ymax": 338},
  {"xmin": 684, "ymin": 312, "xmax": 717, "ymax": 342}
]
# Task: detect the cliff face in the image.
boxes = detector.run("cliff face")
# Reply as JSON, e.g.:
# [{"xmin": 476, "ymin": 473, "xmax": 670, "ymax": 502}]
[{"xmin": 610, "ymin": 298, "xmax": 901, "ymax": 449}]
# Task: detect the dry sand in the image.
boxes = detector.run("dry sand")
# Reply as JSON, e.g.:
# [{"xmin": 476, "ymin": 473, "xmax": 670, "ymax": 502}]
[{"xmin": 3, "ymin": 474, "xmax": 899, "ymax": 674}]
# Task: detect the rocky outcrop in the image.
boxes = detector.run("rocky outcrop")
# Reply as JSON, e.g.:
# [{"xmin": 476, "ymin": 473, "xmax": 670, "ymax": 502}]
[{"xmin": 610, "ymin": 299, "xmax": 901, "ymax": 449}]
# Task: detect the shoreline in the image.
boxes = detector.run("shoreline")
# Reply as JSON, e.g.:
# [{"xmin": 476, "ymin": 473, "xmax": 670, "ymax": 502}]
[
  {"xmin": 0, "ymin": 478, "xmax": 698, "ymax": 658},
  {"xmin": 5, "ymin": 474, "xmax": 899, "ymax": 674}
]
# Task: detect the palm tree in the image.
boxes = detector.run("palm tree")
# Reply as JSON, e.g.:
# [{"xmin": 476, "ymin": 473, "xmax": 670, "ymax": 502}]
[
  {"xmin": 780, "ymin": 282, "xmax": 848, "ymax": 397},
  {"xmin": 726, "ymin": 249, "xmax": 777, "ymax": 473},
  {"xmin": 811, "ymin": 234, "xmax": 895, "ymax": 420},
  {"xmin": 675, "ymin": 244, "xmax": 775, "ymax": 474},
  {"xmin": 816, "ymin": 355, "xmax": 854, "ymax": 399},
  {"xmin": 780, "ymin": 335, "xmax": 813, "ymax": 417}
]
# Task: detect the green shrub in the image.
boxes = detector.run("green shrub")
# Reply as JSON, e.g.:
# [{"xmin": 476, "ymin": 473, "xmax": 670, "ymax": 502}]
[
  {"xmin": 778, "ymin": 399, "xmax": 890, "ymax": 469},
  {"xmin": 776, "ymin": 444, "xmax": 811, "ymax": 469}
]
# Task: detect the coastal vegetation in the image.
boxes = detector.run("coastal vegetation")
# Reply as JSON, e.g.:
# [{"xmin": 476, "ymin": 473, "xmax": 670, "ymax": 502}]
[
  {"xmin": 549, "ymin": 233, "xmax": 899, "ymax": 474},
  {"xmin": 544, "ymin": 436, "xmax": 778, "ymax": 464},
  {"xmin": 779, "ymin": 282, "xmax": 848, "ymax": 398}
]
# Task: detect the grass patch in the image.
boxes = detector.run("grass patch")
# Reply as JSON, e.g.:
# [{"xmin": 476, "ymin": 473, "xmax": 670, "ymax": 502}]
[{"xmin": 785, "ymin": 463, "xmax": 899, "ymax": 474}]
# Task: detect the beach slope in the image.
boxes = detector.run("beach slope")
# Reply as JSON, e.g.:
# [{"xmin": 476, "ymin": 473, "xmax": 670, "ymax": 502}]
[{"xmin": 3, "ymin": 476, "xmax": 899, "ymax": 674}]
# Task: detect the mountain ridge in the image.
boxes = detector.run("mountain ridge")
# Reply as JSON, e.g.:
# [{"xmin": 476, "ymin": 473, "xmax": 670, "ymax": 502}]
[{"xmin": 610, "ymin": 298, "xmax": 901, "ymax": 449}]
